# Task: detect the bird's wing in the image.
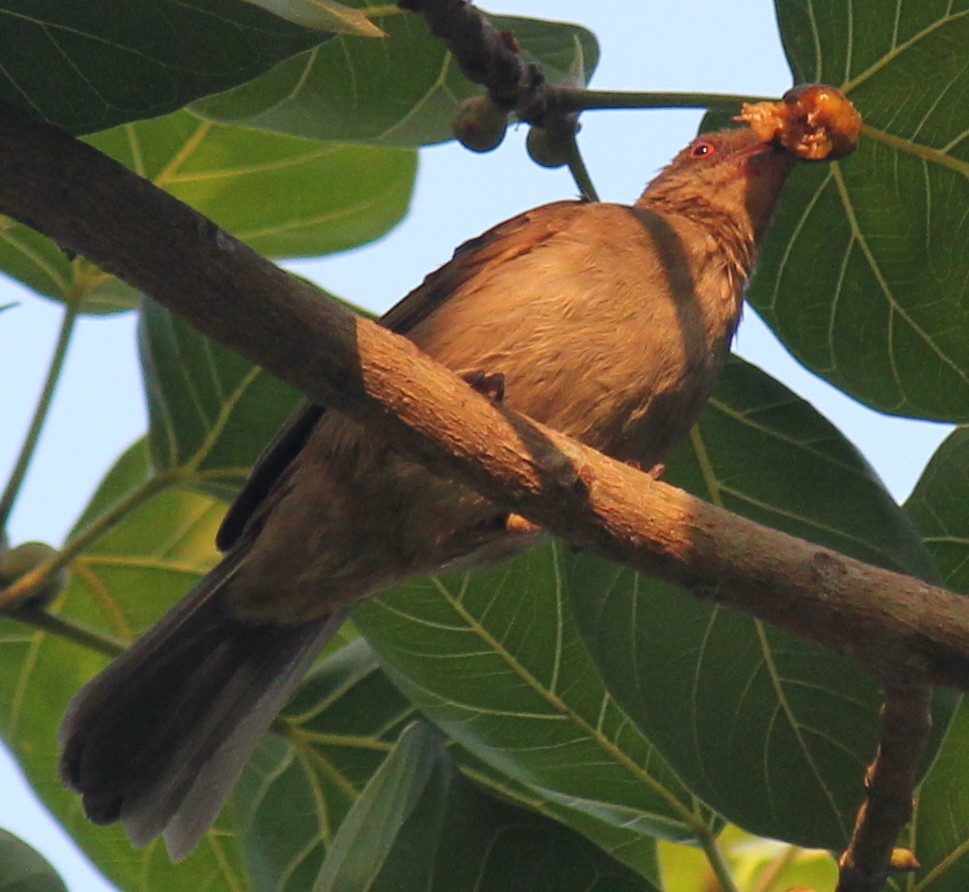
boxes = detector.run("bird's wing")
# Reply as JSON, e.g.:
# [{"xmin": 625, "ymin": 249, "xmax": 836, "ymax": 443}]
[
  {"xmin": 215, "ymin": 200, "xmax": 583, "ymax": 551},
  {"xmin": 380, "ymin": 201, "xmax": 581, "ymax": 332},
  {"xmin": 215, "ymin": 401, "xmax": 325, "ymax": 551}
]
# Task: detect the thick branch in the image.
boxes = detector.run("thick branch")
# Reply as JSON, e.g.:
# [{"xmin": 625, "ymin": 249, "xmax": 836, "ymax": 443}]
[{"xmin": 1, "ymin": 105, "xmax": 969, "ymax": 693}]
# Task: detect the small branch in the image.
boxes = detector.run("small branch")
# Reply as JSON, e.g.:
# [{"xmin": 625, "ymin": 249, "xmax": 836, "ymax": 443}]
[
  {"xmin": 14, "ymin": 604, "xmax": 125, "ymax": 658},
  {"xmin": 400, "ymin": 0, "xmax": 772, "ymax": 139},
  {"xmin": 398, "ymin": 0, "xmax": 528, "ymax": 106},
  {"xmin": 3, "ymin": 105, "xmax": 969, "ymax": 696},
  {"xmin": 837, "ymin": 685, "xmax": 931, "ymax": 892},
  {"xmin": 0, "ymin": 299, "xmax": 79, "ymax": 531}
]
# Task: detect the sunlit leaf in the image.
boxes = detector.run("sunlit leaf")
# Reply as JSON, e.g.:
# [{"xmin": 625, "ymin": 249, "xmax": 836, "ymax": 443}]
[
  {"xmin": 750, "ymin": 0, "xmax": 969, "ymax": 421},
  {"xmin": 240, "ymin": 0, "xmax": 385, "ymax": 36},
  {"xmin": 660, "ymin": 828, "xmax": 837, "ymax": 892}
]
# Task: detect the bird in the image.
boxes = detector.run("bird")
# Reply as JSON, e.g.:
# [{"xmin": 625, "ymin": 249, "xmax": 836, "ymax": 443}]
[{"xmin": 60, "ymin": 126, "xmax": 795, "ymax": 860}]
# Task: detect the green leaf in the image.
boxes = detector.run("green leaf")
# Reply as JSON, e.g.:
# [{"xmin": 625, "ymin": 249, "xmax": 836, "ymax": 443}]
[
  {"xmin": 0, "ymin": 829, "xmax": 68, "ymax": 892},
  {"xmin": 906, "ymin": 427, "xmax": 969, "ymax": 594},
  {"xmin": 0, "ymin": 441, "xmax": 248, "ymax": 891},
  {"xmin": 194, "ymin": 9, "xmax": 599, "ymax": 147},
  {"xmin": 749, "ymin": 0, "xmax": 969, "ymax": 422},
  {"xmin": 237, "ymin": 638, "xmax": 419, "ymax": 892},
  {"xmin": 910, "ymin": 695, "xmax": 969, "ymax": 891},
  {"xmin": 353, "ymin": 544, "xmax": 706, "ymax": 856},
  {"xmin": 0, "ymin": 0, "xmax": 326, "ymax": 134},
  {"xmin": 0, "ymin": 109, "xmax": 416, "ymax": 314},
  {"xmin": 313, "ymin": 720, "xmax": 656, "ymax": 891},
  {"xmin": 660, "ymin": 829, "xmax": 837, "ymax": 892},
  {"xmin": 458, "ymin": 753, "xmax": 664, "ymax": 882},
  {"xmin": 570, "ymin": 356, "xmax": 953, "ymax": 850},
  {"xmin": 241, "ymin": 637, "xmax": 663, "ymax": 888},
  {"xmin": 240, "ymin": 0, "xmax": 385, "ymax": 36},
  {"xmin": 138, "ymin": 299, "xmax": 305, "ymax": 498}
]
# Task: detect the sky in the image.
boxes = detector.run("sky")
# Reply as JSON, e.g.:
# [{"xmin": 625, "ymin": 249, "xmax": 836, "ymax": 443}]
[{"xmin": 0, "ymin": 2, "xmax": 953, "ymax": 889}]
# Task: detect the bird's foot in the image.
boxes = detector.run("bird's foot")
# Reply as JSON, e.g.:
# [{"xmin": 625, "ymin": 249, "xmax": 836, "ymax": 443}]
[
  {"xmin": 626, "ymin": 459, "xmax": 665, "ymax": 480},
  {"xmin": 463, "ymin": 370, "xmax": 505, "ymax": 402}
]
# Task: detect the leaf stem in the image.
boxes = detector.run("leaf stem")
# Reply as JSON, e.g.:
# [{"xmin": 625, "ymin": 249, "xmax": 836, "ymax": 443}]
[
  {"xmin": 0, "ymin": 299, "xmax": 79, "ymax": 531},
  {"xmin": 14, "ymin": 604, "xmax": 125, "ymax": 658},
  {"xmin": 752, "ymin": 844, "xmax": 801, "ymax": 892},
  {"xmin": 565, "ymin": 137, "xmax": 599, "ymax": 202},
  {"xmin": 0, "ymin": 471, "xmax": 176, "ymax": 610},
  {"xmin": 554, "ymin": 88, "xmax": 773, "ymax": 115},
  {"xmin": 695, "ymin": 821, "xmax": 741, "ymax": 892}
]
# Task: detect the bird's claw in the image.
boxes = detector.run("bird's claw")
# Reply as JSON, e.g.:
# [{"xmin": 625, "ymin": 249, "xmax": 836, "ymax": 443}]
[{"xmin": 463, "ymin": 370, "xmax": 505, "ymax": 402}]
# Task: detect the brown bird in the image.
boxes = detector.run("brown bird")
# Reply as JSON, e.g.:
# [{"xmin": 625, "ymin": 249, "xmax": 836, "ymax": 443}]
[{"xmin": 60, "ymin": 127, "xmax": 795, "ymax": 860}]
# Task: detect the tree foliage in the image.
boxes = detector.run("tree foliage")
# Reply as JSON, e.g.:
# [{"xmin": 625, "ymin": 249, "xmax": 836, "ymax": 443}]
[{"xmin": 0, "ymin": 1, "xmax": 967, "ymax": 890}]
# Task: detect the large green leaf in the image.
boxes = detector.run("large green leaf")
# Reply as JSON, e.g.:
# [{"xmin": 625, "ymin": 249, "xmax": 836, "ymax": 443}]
[
  {"xmin": 0, "ymin": 0, "xmax": 326, "ymax": 134},
  {"xmin": 905, "ymin": 429, "xmax": 969, "ymax": 889},
  {"xmin": 138, "ymin": 300, "xmax": 304, "ymax": 499},
  {"xmin": 748, "ymin": 0, "xmax": 969, "ymax": 422},
  {"xmin": 0, "ymin": 829, "xmax": 68, "ymax": 892},
  {"xmin": 239, "ymin": 635, "xmax": 664, "ymax": 888},
  {"xmin": 910, "ymin": 696, "xmax": 969, "ymax": 892},
  {"xmin": 570, "ymin": 356, "xmax": 951, "ymax": 851},
  {"xmin": 353, "ymin": 544, "xmax": 707, "ymax": 854},
  {"xmin": 195, "ymin": 8, "xmax": 599, "ymax": 147},
  {"xmin": 906, "ymin": 427, "xmax": 969, "ymax": 594},
  {"xmin": 0, "ymin": 441, "xmax": 247, "ymax": 891},
  {"xmin": 237, "ymin": 639, "xmax": 419, "ymax": 892},
  {"xmin": 313, "ymin": 720, "xmax": 656, "ymax": 891},
  {"xmin": 0, "ymin": 109, "xmax": 416, "ymax": 313}
]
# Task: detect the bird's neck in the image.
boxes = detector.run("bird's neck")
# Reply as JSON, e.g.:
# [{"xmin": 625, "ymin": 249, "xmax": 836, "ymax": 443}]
[{"xmin": 638, "ymin": 192, "xmax": 759, "ymax": 284}]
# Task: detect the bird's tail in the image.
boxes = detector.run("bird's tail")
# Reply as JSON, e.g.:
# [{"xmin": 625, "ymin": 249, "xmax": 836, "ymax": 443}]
[{"xmin": 59, "ymin": 553, "xmax": 343, "ymax": 861}]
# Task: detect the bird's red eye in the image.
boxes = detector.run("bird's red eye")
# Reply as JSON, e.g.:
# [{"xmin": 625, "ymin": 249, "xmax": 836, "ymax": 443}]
[{"xmin": 689, "ymin": 140, "xmax": 716, "ymax": 158}]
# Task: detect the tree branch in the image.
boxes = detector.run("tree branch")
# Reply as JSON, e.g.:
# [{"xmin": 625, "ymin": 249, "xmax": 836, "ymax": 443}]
[
  {"xmin": 0, "ymin": 104, "xmax": 968, "ymax": 696},
  {"xmin": 837, "ymin": 685, "xmax": 930, "ymax": 891}
]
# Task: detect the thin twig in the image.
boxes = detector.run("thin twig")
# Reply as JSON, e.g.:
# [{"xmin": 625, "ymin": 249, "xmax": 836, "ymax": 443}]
[
  {"xmin": 752, "ymin": 844, "xmax": 802, "ymax": 892},
  {"xmin": 14, "ymin": 604, "xmax": 125, "ymax": 658},
  {"xmin": 0, "ymin": 299, "xmax": 79, "ymax": 531},
  {"xmin": 695, "ymin": 822, "xmax": 742, "ymax": 892},
  {"xmin": 837, "ymin": 684, "xmax": 931, "ymax": 892}
]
